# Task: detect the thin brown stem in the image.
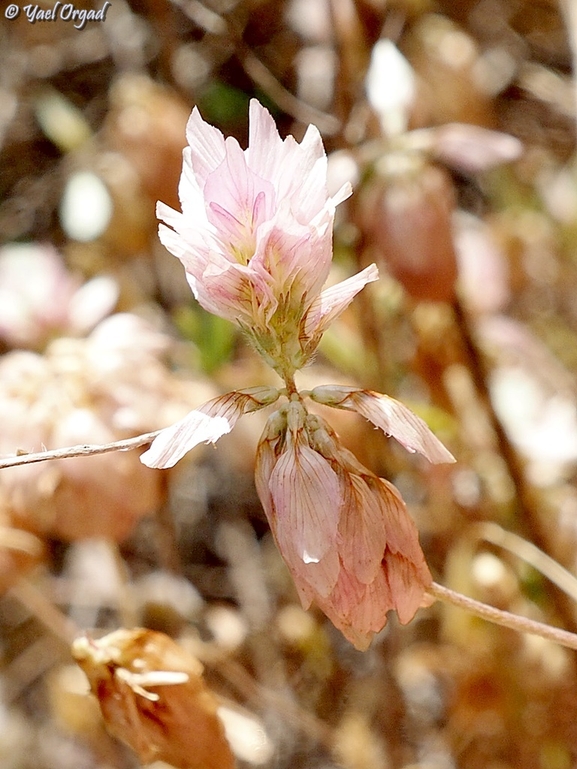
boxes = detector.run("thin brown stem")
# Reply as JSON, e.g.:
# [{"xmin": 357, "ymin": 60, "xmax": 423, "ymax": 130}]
[
  {"xmin": 452, "ymin": 297, "xmax": 577, "ymax": 632},
  {"xmin": 238, "ymin": 44, "xmax": 341, "ymax": 136},
  {"xmin": 9, "ymin": 578, "xmax": 79, "ymax": 646},
  {"xmin": 283, "ymin": 374, "xmax": 299, "ymax": 399},
  {"xmin": 559, "ymin": 0, "xmax": 577, "ymax": 131},
  {"xmin": 0, "ymin": 430, "xmax": 161, "ymax": 470},
  {"xmin": 428, "ymin": 581, "xmax": 577, "ymax": 652}
]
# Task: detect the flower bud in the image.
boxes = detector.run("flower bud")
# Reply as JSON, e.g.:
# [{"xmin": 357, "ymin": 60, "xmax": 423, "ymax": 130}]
[{"xmin": 357, "ymin": 152, "xmax": 458, "ymax": 302}]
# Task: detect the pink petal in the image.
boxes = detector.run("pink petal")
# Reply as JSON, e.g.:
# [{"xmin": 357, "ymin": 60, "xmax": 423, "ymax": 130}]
[
  {"xmin": 185, "ymin": 106, "xmax": 226, "ymax": 182},
  {"xmin": 310, "ymin": 385, "xmax": 455, "ymax": 464},
  {"xmin": 255, "ymin": 408, "xmax": 341, "ymax": 601},
  {"xmin": 283, "ymin": 548, "xmax": 341, "ymax": 603},
  {"xmin": 343, "ymin": 570, "xmax": 393, "ymax": 638},
  {"xmin": 204, "ymin": 139, "xmax": 275, "ymax": 244},
  {"xmin": 188, "ymin": 253, "xmax": 278, "ymax": 325},
  {"xmin": 315, "ymin": 473, "xmax": 432, "ymax": 648},
  {"xmin": 246, "ymin": 101, "xmax": 326, "ymax": 216},
  {"xmin": 338, "ymin": 473, "xmax": 388, "ymax": 584},
  {"xmin": 317, "ymin": 568, "xmax": 393, "ymax": 650},
  {"xmin": 372, "ymin": 478, "xmax": 431, "ymax": 623},
  {"xmin": 254, "ymin": 409, "xmax": 287, "ymax": 523},
  {"xmin": 350, "ymin": 570, "xmax": 395, "ymax": 637},
  {"xmin": 140, "ymin": 410, "xmax": 231, "ymax": 469},
  {"xmin": 384, "ymin": 553, "xmax": 430, "ymax": 625},
  {"xmin": 270, "ymin": 442, "xmax": 341, "ymax": 565},
  {"xmin": 249, "ymin": 211, "xmax": 333, "ymax": 308},
  {"xmin": 375, "ymin": 477, "xmax": 430, "ymax": 570},
  {"xmin": 304, "ymin": 264, "xmax": 379, "ymax": 338}
]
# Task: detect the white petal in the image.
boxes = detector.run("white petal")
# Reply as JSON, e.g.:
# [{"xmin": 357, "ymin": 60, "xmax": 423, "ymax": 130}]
[
  {"xmin": 366, "ymin": 40, "xmax": 415, "ymax": 136},
  {"xmin": 185, "ymin": 106, "xmax": 226, "ymax": 181},
  {"xmin": 68, "ymin": 275, "xmax": 118, "ymax": 334},
  {"xmin": 142, "ymin": 388, "xmax": 280, "ymax": 470},
  {"xmin": 311, "ymin": 385, "xmax": 455, "ymax": 464},
  {"xmin": 354, "ymin": 392, "xmax": 455, "ymax": 464},
  {"xmin": 140, "ymin": 411, "xmax": 231, "ymax": 469},
  {"xmin": 305, "ymin": 264, "xmax": 379, "ymax": 338},
  {"xmin": 217, "ymin": 705, "xmax": 274, "ymax": 766},
  {"xmin": 329, "ymin": 180, "xmax": 353, "ymax": 209}
]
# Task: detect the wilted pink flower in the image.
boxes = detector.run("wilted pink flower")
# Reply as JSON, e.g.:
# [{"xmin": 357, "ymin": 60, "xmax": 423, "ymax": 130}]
[
  {"xmin": 255, "ymin": 402, "xmax": 434, "ymax": 650},
  {"xmin": 156, "ymin": 99, "xmax": 377, "ymax": 377},
  {"xmin": 141, "ymin": 382, "xmax": 453, "ymax": 648}
]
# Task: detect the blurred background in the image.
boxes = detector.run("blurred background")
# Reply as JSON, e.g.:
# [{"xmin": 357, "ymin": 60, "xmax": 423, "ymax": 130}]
[{"xmin": 2, "ymin": 0, "xmax": 577, "ymax": 767}]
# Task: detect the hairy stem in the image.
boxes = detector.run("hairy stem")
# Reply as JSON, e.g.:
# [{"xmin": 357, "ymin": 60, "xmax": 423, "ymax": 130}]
[
  {"xmin": 0, "ymin": 430, "xmax": 160, "ymax": 469},
  {"xmin": 428, "ymin": 581, "xmax": 577, "ymax": 652}
]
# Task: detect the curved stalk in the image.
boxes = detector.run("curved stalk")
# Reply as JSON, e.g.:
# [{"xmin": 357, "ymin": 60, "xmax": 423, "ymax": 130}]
[{"xmin": 428, "ymin": 581, "xmax": 577, "ymax": 652}]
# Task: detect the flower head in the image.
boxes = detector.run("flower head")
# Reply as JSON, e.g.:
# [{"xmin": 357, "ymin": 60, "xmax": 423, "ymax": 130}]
[
  {"xmin": 142, "ymin": 102, "xmax": 456, "ymax": 650},
  {"xmin": 156, "ymin": 99, "xmax": 377, "ymax": 377}
]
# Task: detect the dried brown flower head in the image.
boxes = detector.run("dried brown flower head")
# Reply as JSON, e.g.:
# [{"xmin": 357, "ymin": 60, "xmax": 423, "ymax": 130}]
[{"xmin": 72, "ymin": 628, "xmax": 235, "ymax": 769}]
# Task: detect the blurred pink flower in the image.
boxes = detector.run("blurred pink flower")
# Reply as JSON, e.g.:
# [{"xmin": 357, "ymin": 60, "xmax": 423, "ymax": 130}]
[
  {"xmin": 255, "ymin": 403, "xmax": 433, "ymax": 650},
  {"xmin": 0, "ymin": 313, "xmax": 211, "ymax": 542},
  {"xmin": 156, "ymin": 99, "xmax": 377, "ymax": 376},
  {"xmin": 0, "ymin": 243, "xmax": 118, "ymax": 350}
]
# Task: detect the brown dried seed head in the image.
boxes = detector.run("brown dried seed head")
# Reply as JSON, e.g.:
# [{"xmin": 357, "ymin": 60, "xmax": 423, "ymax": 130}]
[{"xmin": 72, "ymin": 628, "xmax": 236, "ymax": 769}]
